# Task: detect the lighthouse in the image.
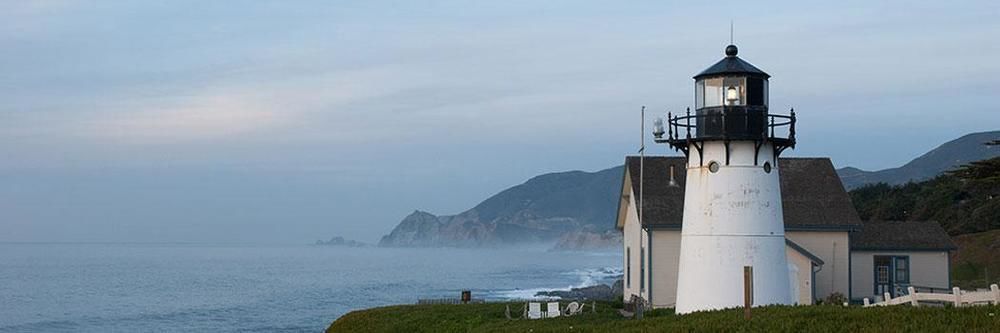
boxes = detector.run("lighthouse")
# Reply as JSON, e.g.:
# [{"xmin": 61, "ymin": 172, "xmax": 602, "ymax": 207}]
[{"xmin": 653, "ymin": 44, "xmax": 797, "ymax": 314}]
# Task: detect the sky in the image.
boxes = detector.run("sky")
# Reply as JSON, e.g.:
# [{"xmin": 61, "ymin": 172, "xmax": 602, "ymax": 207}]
[{"xmin": 1, "ymin": 1, "xmax": 998, "ymax": 244}]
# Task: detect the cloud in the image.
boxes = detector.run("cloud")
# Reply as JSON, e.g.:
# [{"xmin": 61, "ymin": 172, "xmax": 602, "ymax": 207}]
[{"xmin": 87, "ymin": 94, "xmax": 281, "ymax": 144}]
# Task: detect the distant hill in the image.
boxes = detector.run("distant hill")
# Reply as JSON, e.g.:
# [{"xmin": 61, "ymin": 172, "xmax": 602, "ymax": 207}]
[
  {"xmin": 379, "ymin": 166, "xmax": 623, "ymax": 247},
  {"xmin": 837, "ymin": 131, "xmax": 1000, "ymax": 190}
]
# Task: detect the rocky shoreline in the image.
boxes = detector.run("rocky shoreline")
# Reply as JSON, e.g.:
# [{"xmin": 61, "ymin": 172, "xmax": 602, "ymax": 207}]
[{"xmin": 534, "ymin": 278, "xmax": 624, "ymax": 300}]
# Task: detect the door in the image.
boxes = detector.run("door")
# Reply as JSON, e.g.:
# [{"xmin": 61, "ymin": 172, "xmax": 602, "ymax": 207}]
[{"xmin": 874, "ymin": 256, "xmax": 894, "ymax": 297}]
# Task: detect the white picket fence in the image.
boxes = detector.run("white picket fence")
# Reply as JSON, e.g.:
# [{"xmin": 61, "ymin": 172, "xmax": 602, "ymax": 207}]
[{"xmin": 863, "ymin": 284, "xmax": 1000, "ymax": 307}]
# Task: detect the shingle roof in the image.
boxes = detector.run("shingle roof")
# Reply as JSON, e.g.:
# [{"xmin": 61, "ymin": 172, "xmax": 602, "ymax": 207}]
[
  {"xmin": 850, "ymin": 221, "xmax": 957, "ymax": 251},
  {"xmin": 624, "ymin": 156, "xmax": 862, "ymax": 230}
]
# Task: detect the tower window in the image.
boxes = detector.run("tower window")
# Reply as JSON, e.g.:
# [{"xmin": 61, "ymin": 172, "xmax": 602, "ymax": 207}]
[
  {"xmin": 708, "ymin": 161, "xmax": 720, "ymax": 173},
  {"xmin": 640, "ymin": 247, "xmax": 645, "ymax": 290},
  {"xmin": 747, "ymin": 77, "xmax": 767, "ymax": 106}
]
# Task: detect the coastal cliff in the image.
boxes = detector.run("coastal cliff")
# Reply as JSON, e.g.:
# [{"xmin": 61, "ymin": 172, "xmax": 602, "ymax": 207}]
[{"xmin": 379, "ymin": 167, "xmax": 622, "ymax": 247}]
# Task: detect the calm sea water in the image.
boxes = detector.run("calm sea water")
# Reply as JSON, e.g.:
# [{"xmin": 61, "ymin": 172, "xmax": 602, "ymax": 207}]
[{"xmin": 0, "ymin": 243, "xmax": 620, "ymax": 332}]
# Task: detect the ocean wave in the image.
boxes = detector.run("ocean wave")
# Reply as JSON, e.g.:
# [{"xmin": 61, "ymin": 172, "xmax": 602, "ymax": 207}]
[{"xmin": 486, "ymin": 266, "xmax": 622, "ymax": 300}]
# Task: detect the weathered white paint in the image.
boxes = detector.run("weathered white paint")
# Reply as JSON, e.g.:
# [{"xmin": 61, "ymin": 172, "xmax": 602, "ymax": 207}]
[
  {"xmin": 787, "ymin": 231, "xmax": 850, "ymax": 300},
  {"xmin": 675, "ymin": 141, "xmax": 792, "ymax": 314},
  {"xmin": 649, "ymin": 230, "xmax": 682, "ymax": 308},
  {"xmin": 619, "ymin": 171, "xmax": 648, "ymax": 302},
  {"xmin": 785, "ymin": 246, "xmax": 814, "ymax": 305},
  {"xmin": 631, "ymin": 229, "xmax": 817, "ymax": 308},
  {"xmin": 850, "ymin": 251, "xmax": 951, "ymax": 300}
]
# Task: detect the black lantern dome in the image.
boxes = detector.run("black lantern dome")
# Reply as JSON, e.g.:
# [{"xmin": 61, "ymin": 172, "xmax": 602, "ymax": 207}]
[
  {"xmin": 693, "ymin": 45, "xmax": 770, "ymax": 80},
  {"xmin": 655, "ymin": 44, "xmax": 796, "ymax": 165}
]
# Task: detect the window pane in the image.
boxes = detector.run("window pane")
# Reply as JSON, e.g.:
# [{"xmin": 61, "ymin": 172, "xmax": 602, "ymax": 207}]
[
  {"xmin": 895, "ymin": 257, "xmax": 909, "ymax": 283},
  {"xmin": 703, "ymin": 78, "xmax": 724, "ymax": 107},
  {"xmin": 696, "ymin": 81, "xmax": 705, "ymax": 109},
  {"xmin": 722, "ymin": 77, "xmax": 745, "ymax": 106},
  {"xmin": 747, "ymin": 78, "xmax": 765, "ymax": 105},
  {"xmin": 763, "ymin": 80, "xmax": 768, "ymax": 106}
]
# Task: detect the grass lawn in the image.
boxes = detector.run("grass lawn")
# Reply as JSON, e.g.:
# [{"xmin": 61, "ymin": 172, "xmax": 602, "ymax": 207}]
[{"xmin": 328, "ymin": 301, "xmax": 1000, "ymax": 332}]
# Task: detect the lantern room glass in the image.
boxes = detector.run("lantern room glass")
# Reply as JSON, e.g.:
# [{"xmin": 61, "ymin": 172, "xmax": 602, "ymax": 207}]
[{"xmin": 696, "ymin": 76, "xmax": 768, "ymax": 109}]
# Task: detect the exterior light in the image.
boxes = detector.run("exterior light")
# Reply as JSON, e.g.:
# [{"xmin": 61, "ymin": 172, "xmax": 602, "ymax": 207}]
[
  {"xmin": 653, "ymin": 117, "xmax": 665, "ymax": 138},
  {"xmin": 726, "ymin": 86, "xmax": 739, "ymax": 104}
]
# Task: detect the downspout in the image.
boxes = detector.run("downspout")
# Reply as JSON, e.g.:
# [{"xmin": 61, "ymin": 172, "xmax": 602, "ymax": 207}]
[
  {"xmin": 647, "ymin": 228, "xmax": 653, "ymax": 307},
  {"xmin": 847, "ymin": 231, "xmax": 853, "ymax": 302},
  {"xmin": 812, "ymin": 262, "xmax": 823, "ymax": 304}
]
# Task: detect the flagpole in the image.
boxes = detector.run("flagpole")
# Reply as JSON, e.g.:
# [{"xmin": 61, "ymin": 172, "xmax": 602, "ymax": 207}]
[{"xmin": 639, "ymin": 105, "xmax": 645, "ymax": 295}]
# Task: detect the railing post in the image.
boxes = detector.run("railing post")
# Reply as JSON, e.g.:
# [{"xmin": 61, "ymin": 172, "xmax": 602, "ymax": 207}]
[
  {"xmin": 863, "ymin": 298, "xmax": 870, "ymax": 307},
  {"xmin": 907, "ymin": 287, "xmax": 918, "ymax": 306},
  {"xmin": 991, "ymin": 284, "xmax": 999, "ymax": 304},
  {"xmin": 685, "ymin": 108, "xmax": 691, "ymax": 140},
  {"xmin": 668, "ymin": 112, "xmax": 673, "ymax": 141},
  {"xmin": 953, "ymin": 287, "xmax": 962, "ymax": 307},
  {"xmin": 769, "ymin": 116, "xmax": 775, "ymax": 139},
  {"xmin": 789, "ymin": 108, "xmax": 796, "ymax": 143},
  {"xmin": 884, "ymin": 292, "xmax": 892, "ymax": 305}
]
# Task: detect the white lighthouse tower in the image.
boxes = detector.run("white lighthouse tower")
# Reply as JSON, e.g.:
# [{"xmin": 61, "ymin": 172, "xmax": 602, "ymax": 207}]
[{"xmin": 653, "ymin": 44, "xmax": 797, "ymax": 314}]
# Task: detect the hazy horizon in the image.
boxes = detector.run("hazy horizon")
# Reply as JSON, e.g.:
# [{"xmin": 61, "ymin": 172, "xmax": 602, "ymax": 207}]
[{"xmin": 2, "ymin": 1, "xmax": 998, "ymax": 244}]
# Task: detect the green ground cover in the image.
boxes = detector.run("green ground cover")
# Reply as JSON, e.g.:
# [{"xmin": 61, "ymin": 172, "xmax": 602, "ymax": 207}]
[{"xmin": 328, "ymin": 302, "xmax": 1000, "ymax": 332}]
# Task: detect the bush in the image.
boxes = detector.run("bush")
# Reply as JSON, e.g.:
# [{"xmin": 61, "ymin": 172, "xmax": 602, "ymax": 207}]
[{"xmin": 821, "ymin": 292, "xmax": 847, "ymax": 306}]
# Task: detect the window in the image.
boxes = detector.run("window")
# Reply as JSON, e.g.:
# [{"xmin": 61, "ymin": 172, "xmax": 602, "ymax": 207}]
[
  {"xmin": 640, "ymin": 247, "xmax": 645, "ymax": 291},
  {"xmin": 894, "ymin": 257, "xmax": 910, "ymax": 284},
  {"xmin": 626, "ymin": 247, "xmax": 631, "ymax": 289},
  {"xmin": 747, "ymin": 77, "xmax": 767, "ymax": 106},
  {"xmin": 722, "ymin": 77, "xmax": 745, "ymax": 106},
  {"xmin": 696, "ymin": 78, "xmax": 724, "ymax": 109},
  {"xmin": 877, "ymin": 266, "xmax": 889, "ymax": 284}
]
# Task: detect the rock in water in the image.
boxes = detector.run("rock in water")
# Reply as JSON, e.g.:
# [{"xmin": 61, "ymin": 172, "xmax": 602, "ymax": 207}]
[{"xmin": 535, "ymin": 284, "xmax": 614, "ymax": 300}]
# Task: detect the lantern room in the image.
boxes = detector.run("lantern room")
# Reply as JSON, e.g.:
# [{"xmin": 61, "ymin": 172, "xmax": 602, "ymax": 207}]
[
  {"xmin": 655, "ymin": 44, "xmax": 795, "ymax": 163},
  {"xmin": 694, "ymin": 44, "xmax": 769, "ymax": 110}
]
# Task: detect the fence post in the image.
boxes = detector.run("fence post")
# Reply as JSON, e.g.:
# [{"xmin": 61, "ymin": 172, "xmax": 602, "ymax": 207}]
[
  {"xmin": 907, "ymin": 287, "xmax": 918, "ymax": 306},
  {"xmin": 991, "ymin": 284, "xmax": 999, "ymax": 305},
  {"xmin": 884, "ymin": 292, "xmax": 892, "ymax": 305},
  {"xmin": 952, "ymin": 287, "xmax": 962, "ymax": 307},
  {"xmin": 744, "ymin": 266, "xmax": 753, "ymax": 320},
  {"xmin": 863, "ymin": 298, "xmax": 870, "ymax": 306}
]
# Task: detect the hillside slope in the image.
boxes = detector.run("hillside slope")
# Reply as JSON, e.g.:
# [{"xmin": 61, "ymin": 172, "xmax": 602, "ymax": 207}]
[
  {"xmin": 379, "ymin": 166, "xmax": 623, "ymax": 247},
  {"xmin": 951, "ymin": 229, "xmax": 1000, "ymax": 289},
  {"xmin": 837, "ymin": 131, "xmax": 1000, "ymax": 189}
]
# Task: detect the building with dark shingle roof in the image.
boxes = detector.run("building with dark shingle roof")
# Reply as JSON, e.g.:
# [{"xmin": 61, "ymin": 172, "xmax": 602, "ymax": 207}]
[
  {"xmin": 849, "ymin": 221, "xmax": 955, "ymax": 300},
  {"xmin": 617, "ymin": 155, "xmax": 956, "ymax": 307},
  {"xmin": 851, "ymin": 221, "xmax": 957, "ymax": 251}
]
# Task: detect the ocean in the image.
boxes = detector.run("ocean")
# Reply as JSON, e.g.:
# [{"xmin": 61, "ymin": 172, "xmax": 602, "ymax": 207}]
[{"xmin": 0, "ymin": 243, "xmax": 620, "ymax": 332}]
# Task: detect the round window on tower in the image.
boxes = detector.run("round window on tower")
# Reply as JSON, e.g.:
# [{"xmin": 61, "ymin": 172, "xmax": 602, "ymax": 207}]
[
  {"xmin": 708, "ymin": 161, "xmax": 720, "ymax": 173},
  {"xmin": 763, "ymin": 162, "xmax": 772, "ymax": 174}
]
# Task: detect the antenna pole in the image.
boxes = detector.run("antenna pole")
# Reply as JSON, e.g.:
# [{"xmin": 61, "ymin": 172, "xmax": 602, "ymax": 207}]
[
  {"xmin": 730, "ymin": 20, "xmax": 734, "ymax": 44},
  {"xmin": 639, "ymin": 106, "xmax": 645, "ymax": 232}
]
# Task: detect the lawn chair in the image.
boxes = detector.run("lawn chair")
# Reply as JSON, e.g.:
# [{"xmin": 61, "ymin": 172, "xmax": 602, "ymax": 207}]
[
  {"xmin": 527, "ymin": 302, "xmax": 543, "ymax": 319},
  {"xmin": 546, "ymin": 302, "xmax": 561, "ymax": 318},
  {"xmin": 565, "ymin": 302, "xmax": 582, "ymax": 316}
]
